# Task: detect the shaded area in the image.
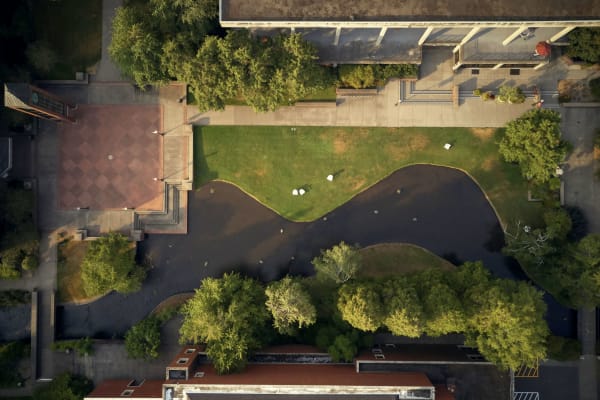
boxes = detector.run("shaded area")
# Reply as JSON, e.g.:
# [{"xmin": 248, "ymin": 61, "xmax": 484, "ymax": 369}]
[
  {"xmin": 0, "ymin": 305, "xmax": 30, "ymax": 341},
  {"xmin": 58, "ymin": 165, "xmax": 574, "ymax": 338}
]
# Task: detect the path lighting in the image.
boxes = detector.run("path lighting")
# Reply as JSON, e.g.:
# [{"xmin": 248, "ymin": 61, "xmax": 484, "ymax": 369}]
[
  {"xmin": 444, "ymin": 143, "xmax": 452, "ymax": 150},
  {"xmin": 299, "ymin": 189, "xmax": 306, "ymax": 196},
  {"xmin": 327, "ymin": 174, "xmax": 334, "ymax": 181},
  {"xmin": 292, "ymin": 189, "xmax": 299, "ymax": 196}
]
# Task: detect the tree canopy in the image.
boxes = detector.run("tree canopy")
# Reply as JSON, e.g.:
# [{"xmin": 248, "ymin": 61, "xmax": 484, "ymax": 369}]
[
  {"xmin": 109, "ymin": 0, "xmax": 333, "ymax": 111},
  {"xmin": 80, "ymin": 232, "xmax": 145, "ymax": 296},
  {"xmin": 312, "ymin": 241, "xmax": 362, "ymax": 284},
  {"xmin": 33, "ymin": 373, "xmax": 93, "ymax": 400},
  {"xmin": 179, "ymin": 273, "xmax": 269, "ymax": 374},
  {"xmin": 567, "ymin": 28, "xmax": 600, "ymax": 64},
  {"xmin": 337, "ymin": 281, "xmax": 383, "ymax": 332},
  {"xmin": 466, "ymin": 280, "xmax": 548, "ymax": 370},
  {"xmin": 499, "ymin": 109, "xmax": 569, "ymax": 184},
  {"xmin": 265, "ymin": 276, "xmax": 317, "ymax": 335},
  {"xmin": 125, "ymin": 316, "xmax": 161, "ymax": 360}
]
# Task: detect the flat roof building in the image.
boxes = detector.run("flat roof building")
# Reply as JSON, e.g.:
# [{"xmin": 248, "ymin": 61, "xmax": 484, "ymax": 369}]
[
  {"xmin": 220, "ymin": 0, "xmax": 600, "ymax": 69},
  {"xmin": 86, "ymin": 347, "xmax": 456, "ymax": 400}
]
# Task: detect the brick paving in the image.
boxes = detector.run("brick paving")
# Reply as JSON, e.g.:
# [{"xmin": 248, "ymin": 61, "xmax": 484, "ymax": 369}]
[{"xmin": 58, "ymin": 105, "xmax": 164, "ymax": 211}]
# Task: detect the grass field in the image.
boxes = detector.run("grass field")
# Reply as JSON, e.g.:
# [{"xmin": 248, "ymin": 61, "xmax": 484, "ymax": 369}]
[
  {"xmin": 359, "ymin": 243, "xmax": 454, "ymax": 278},
  {"xmin": 33, "ymin": 0, "xmax": 102, "ymax": 79},
  {"xmin": 57, "ymin": 240, "xmax": 90, "ymax": 303},
  {"xmin": 195, "ymin": 126, "xmax": 542, "ymax": 226}
]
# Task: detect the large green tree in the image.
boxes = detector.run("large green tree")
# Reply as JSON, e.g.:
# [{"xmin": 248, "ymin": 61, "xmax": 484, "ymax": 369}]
[
  {"xmin": 561, "ymin": 234, "xmax": 600, "ymax": 307},
  {"xmin": 80, "ymin": 232, "xmax": 145, "ymax": 296},
  {"xmin": 179, "ymin": 273, "xmax": 269, "ymax": 374},
  {"xmin": 265, "ymin": 276, "xmax": 317, "ymax": 335},
  {"xmin": 567, "ymin": 28, "xmax": 600, "ymax": 64},
  {"xmin": 125, "ymin": 316, "xmax": 161, "ymax": 360},
  {"xmin": 499, "ymin": 109, "xmax": 569, "ymax": 184},
  {"xmin": 312, "ymin": 241, "xmax": 362, "ymax": 284},
  {"xmin": 382, "ymin": 277, "xmax": 424, "ymax": 338},
  {"xmin": 467, "ymin": 280, "xmax": 548, "ymax": 370},
  {"xmin": 337, "ymin": 281, "xmax": 383, "ymax": 332}
]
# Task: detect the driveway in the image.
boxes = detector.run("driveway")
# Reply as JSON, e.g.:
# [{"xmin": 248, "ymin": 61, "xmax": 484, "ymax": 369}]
[{"xmin": 58, "ymin": 165, "xmax": 574, "ymax": 338}]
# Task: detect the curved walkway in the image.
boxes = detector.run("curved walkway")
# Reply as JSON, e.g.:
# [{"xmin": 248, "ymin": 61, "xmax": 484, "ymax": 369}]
[{"xmin": 59, "ymin": 165, "xmax": 574, "ymax": 338}]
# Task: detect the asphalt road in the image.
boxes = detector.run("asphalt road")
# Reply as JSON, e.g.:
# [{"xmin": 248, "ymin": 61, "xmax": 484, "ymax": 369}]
[{"xmin": 57, "ymin": 165, "xmax": 575, "ymax": 338}]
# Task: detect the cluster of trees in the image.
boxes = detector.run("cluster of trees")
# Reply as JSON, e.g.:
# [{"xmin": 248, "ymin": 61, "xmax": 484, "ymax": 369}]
[
  {"xmin": 499, "ymin": 109, "xmax": 570, "ymax": 185},
  {"xmin": 109, "ymin": 0, "xmax": 333, "ymax": 112},
  {"xmin": 0, "ymin": 185, "xmax": 38, "ymax": 279},
  {"xmin": 335, "ymin": 262, "xmax": 548, "ymax": 370},
  {"xmin": 179, "ymin": 242, "xmax": 549, "ymax": 374},
  {"xmin": 80, "ymin": 232, "xmax": 146, "ymax": 297},
  {"xmin": 505, "ymin": 207, "xmax": 600, "ymax": 308},
  {"xmin": 567, "ymin": 28, "xmax": 600, "ymax": 64},
  {"xmin": 499, "ymin": 110, "xmax": 600, "ymax": 309}
]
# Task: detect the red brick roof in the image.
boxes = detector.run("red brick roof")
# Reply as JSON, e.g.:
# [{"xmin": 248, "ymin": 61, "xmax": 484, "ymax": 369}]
[{"xmin": 86, "ymin": 379, "xmax": 163, "ymax": 398}]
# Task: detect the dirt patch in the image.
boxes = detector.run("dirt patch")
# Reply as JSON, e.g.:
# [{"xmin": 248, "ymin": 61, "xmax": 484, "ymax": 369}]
[
  {"xmin": 151, "ymin": 292, "xmax": 193, "ymax": 316},
  {"xmin": 470, "ymin": 128, "xmax": 495, "ymax": 141},
  {"xmin": 333, "ymin": 136, "xmax": 349, "ymax": 154},
  {"xmin": 349, "ymin": 177, "xmax": 367, "ymax": 191},
  {"xmin": 329, "ymin": 129, "xmax": 370, "ymax": 154},
  {"xmin": 386, "ymin": 134, "xmax": 430, "ymax": 160},
  {"xmin": 481, "ymin": 156, "xmax": 497, "ymax": 171},
  {"xmin": 558, "ymin": 79, "xmax": 597, "ymax": 103}
]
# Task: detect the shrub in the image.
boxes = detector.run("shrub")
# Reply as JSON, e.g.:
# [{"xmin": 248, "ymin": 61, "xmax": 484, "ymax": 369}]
[
  {"xmin": 547, "ymin": 336, "xmax": 581, "ymax": 361},
  {"xmin": 497, "ymin": 85, "xmax": 526, "ymax": 104},
  {"xmin": 52, "ymin": 338, "xmax": 94, "ymax": 357},
  {"xmin": 567, "ymin": 28, "xmax": 600, "ymax": 64},
  {"xmin": 125, "ymin": 316, "xmax": 161, "ymax": 360},
  {"xmin": 337, "ymin": 64, "xmax": 418, "ymax": 88},
  {"xmin": 473, "ymin": 88, "xmax": 482, "ymax": 96},
  {"xmin": 0, "ymin": 290, "xmax": 30, "ymax": 307},
  {"xmin": 0, "ymin": 341, "xmax": 28, "ymax": 388},
  {"xmin": 21, "ymin": 255, "xmax": 38, "ymax": 271}
]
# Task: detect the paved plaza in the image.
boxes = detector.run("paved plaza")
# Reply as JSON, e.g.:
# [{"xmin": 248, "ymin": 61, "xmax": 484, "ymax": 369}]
[{"xmin": 58, "ymin": 105, "xmax": 163, "ymax": 211}]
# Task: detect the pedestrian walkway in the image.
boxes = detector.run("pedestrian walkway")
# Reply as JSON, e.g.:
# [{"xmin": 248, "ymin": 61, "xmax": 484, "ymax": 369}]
[
  {"xmin": 561, "ymin": 105, "xmax": 600, "ymax": 400},
  {"xmin": 92, "ymin": 0, "xmax": 124, "ymax": 82},
  {"xmin": 188, "ymin": 50, "xmax": 599, "ymax": 128}
]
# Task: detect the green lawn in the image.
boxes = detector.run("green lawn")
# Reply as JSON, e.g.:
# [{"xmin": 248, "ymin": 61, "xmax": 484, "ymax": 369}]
[
  {"xmin": 33, "ymin": 0, "xmax": 102, "ymax": 79},
  {"xmin": 359, "ymin": 243, "xmax": 454, "ymax": 278},
  {"xmin": 195, "ymin": 126, "xmax": 542, "ymax": 226}
]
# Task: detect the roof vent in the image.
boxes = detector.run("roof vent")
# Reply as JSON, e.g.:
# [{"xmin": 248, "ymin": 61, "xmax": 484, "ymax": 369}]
[{"xmin": 194, "ymin": 372, "xmax": 205, "ymax": 378}]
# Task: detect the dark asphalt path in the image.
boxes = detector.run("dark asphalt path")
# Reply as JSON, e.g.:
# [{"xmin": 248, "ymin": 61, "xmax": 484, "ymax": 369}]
[{"xmin": 58, "ymin": 165, "xmax": 575, "ymax": 338}]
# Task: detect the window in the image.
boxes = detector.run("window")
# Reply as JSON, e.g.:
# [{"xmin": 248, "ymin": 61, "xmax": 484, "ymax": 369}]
[
  {"xmin": 127, "ymin": 379, "xmax": 144, "ymax": 387},
  {"xmin": 177, "ymin": 358, "xmax": 189, "ymax": 364},
  {"xmin": 510, "ymin": 69, "xmax": 521, "ymax": 76},
  {"xmin": 185, "ymin": 348, "xmax": 195, "ymax": 354},
  {"xmin": 471, "ymin": 68, "xmax": 480, "ymax": 75},
  {"xmin": 194, "ymin": 372, "xmax": 205, "ymax": 378},
  {"xmin": 121, "ymin": 389, "xmax": 133, "ymax": 396}
]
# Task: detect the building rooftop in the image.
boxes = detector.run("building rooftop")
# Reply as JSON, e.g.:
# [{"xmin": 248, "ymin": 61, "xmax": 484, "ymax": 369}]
[
  {"xmin": 221, "ymin": 0, "xmax": 600, "ymax": 22},
  {"xmin": 173, "ymin": 363, "xmax": 433, "ymax": 388}
]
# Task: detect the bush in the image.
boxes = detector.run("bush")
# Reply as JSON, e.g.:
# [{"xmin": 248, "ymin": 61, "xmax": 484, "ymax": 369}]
[
  {"xmin": 33, "ymin": 373, "xmax": 93, "ymax": 400},
  {"xmin": 125, "ymin": 317, "xmax": 161, "ymax": 360},
  {"xmin": 567, "ymin": 28, "xmax": 600, "ymax": 64},
  {"xmin": 52, "ymin": 338, "xmax": 94, "ymax": 357},
  {"xmin": 497, "ymin": 85, "xmax": 526, "ymax": 104},
  {"xmin": 21, "ymin": 255, "xmax": 38, "ymax": 271},
  {"xmin": 473, "ymin": 88, "xmax": 482, "ymax": 96},
  {"xmin": 547, "ymin": 336, "xmax": 581, "ymax": 361},
  {"xmin": 0, "ymin": 290, "xmax": 30, "ymax": 307},
  {"xmin": 337, "ymin": 64, "xmax": 418, "ymax": 89},
  {"xmin": 80, "ymin": 233, "xmax": 145, "ymax": 296},
  {"xmin": 0, "ymin": 341, "xmax": 28, "ymax": 388}
]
